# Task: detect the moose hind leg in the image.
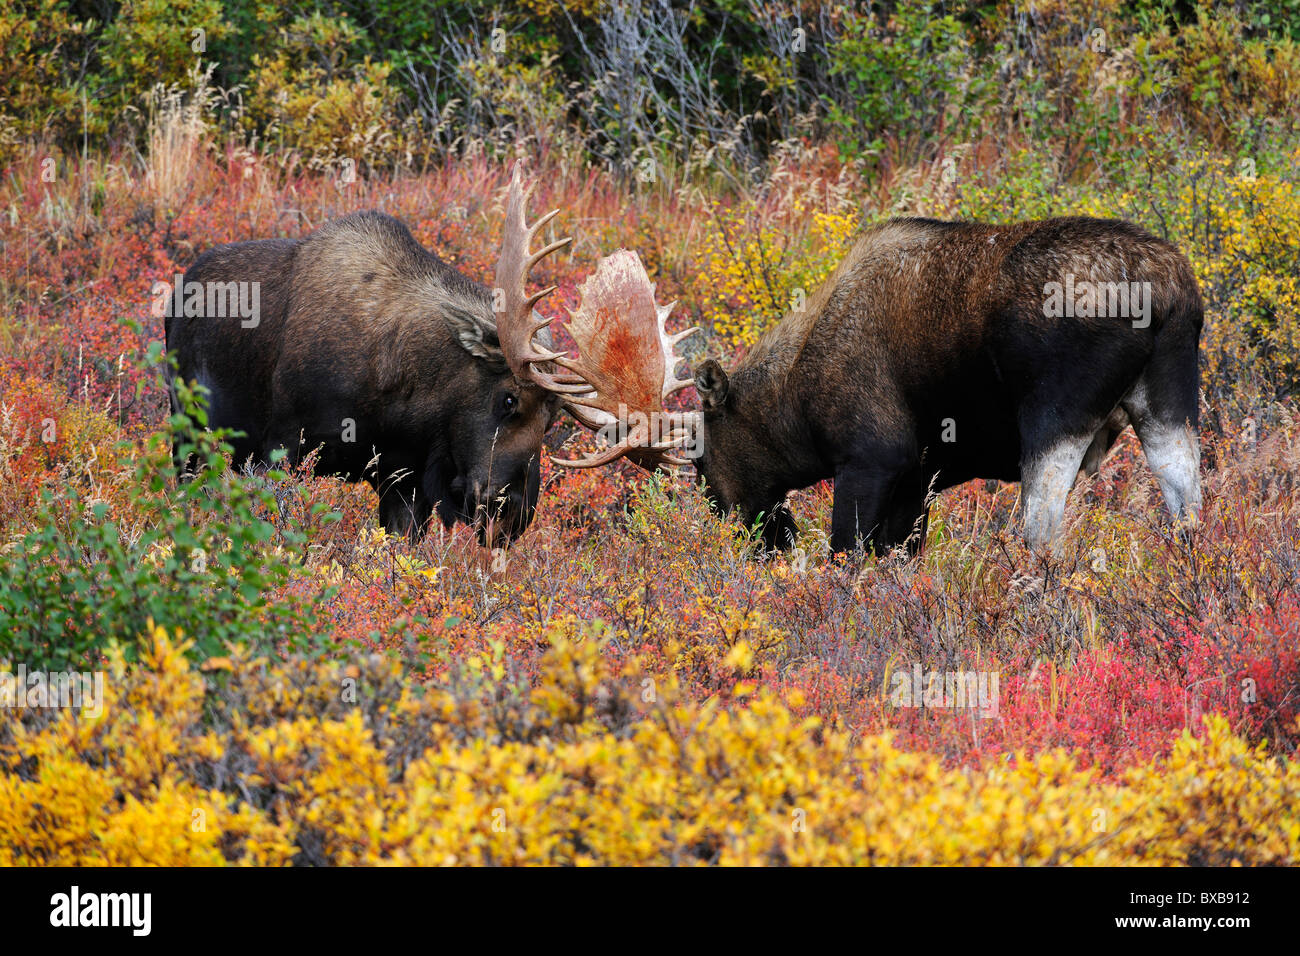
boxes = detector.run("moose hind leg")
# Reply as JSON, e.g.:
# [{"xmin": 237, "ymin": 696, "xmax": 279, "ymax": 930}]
[
  {"xmin": 879, "ymin": 471, "xmax": 930, "ymax": 557},
  {"xmin": 1122, "ymin": 383, "xmax": 1202, "ymax": 524},
  {"xmin": 1076, "ymin": 408, "xmax": 1130, "ymax": 485},
  {"xmin": 1078, "ymin": 429, "xmax": 1109, "ymax": 481},
  {"xmin": 1020, "ymin": 433, "xmax": 1095, "ymax": 550}
]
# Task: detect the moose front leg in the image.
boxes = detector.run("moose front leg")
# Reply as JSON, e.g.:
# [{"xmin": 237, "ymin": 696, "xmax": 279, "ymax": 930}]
[
  {"xmin": 880, "ymin": 472, "xmax": 930, "ymax": 557},
  {"xmin": 376, "ymin": 474, "xmax": 433, "ymax": 541},
  {"xmin": 755, "ymin": 501, "xmax": 798, "ymax": 551},
  {"xmin": 831, "ymin": 457, "xmax": 911, "ymax": 554}
]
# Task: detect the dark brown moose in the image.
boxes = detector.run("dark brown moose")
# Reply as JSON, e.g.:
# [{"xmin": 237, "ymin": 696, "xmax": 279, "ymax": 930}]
[
  {"xmin": 164, "ymin": 165, "xmax": 689, "ymax": 546},
  {"xmin": 607, "ymin": 216, "xmax": 1205, "ymax": 554}
]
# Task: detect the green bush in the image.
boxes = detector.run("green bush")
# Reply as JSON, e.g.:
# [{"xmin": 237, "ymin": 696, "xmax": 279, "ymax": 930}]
[
  {"xmin": 0, "ymin": 0, "xmax": 96, "ymax": 161},
  {"xmin": 823, "ymin": 0, "xmax": 984, "ymax": 158},
  {"xmin": 0, "ymin": 346, "xmax": 335, "ymax": 671},
  {"xmin": 2, "ymin": 0, "xmax": 1300, "ymax": 181},
  {"xmin": 96, "ymin": 0, "xmax": 232, "ymax": 119}
]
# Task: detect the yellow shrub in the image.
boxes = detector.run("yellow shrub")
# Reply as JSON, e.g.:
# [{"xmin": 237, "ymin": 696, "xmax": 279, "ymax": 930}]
[
  {"xmin": 693, "ymin": 204, "xmax": 859, "ymax": 349},
  {"xmin": 1124, "ymin": 715, "xmax": 1300, "ymax": 865},
  {"xmin": 245, "ymin": 14, "xmax": 413, "ymax": 172},
  {"xmin": 1, "ymin": 625, "xmax": 1296, "ymax": 865}
]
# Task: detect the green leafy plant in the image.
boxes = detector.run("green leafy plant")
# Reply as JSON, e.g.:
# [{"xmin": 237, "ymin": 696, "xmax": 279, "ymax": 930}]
[
  {"xmin": 0, "ymin": 345, "xmax": 336, "ymax": 670},
  {"xmin": 823, "ymin": 0, "xmax": 976, "ymax": 158}
]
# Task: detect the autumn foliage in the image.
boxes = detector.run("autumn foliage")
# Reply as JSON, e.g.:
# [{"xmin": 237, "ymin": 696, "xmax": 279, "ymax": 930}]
[
  {"xmin": 3, "ymin": 625, "xmax": 1298, "ymax": 866},
  {"xmin": 2, "ymin": 2, "xmax": 1300, "ymax": 867}
]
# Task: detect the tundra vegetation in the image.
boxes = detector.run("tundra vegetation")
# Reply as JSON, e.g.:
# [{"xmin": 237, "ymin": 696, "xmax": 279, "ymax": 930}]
[{"xmin": 1, "ymin": 0, "xmax": 1300, "ymax": 864}]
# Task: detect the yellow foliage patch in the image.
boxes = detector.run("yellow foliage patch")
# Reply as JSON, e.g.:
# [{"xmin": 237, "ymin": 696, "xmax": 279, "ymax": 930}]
[
  {"xmin": 1, "ymin": 625, "xmax": 1297, "ymax": 865},
  {"xmin": 692, "ymin": 203, "xmax": 860, "ymax": 349}
]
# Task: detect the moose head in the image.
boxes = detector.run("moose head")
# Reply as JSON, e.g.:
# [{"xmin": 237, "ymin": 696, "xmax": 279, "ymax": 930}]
[{"xmin": 467, "ymin": 167, "xmax": 705, "ymax": 541}]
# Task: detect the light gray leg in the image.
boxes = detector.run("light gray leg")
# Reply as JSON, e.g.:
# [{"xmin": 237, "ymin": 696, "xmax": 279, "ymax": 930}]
[
  {"xmin": 1021, "ymin": 433, "xmax": 1096, "ymax": 550},
  {"xmin": 1122, "ymin": 383, "xmax": 1202, "ymax": 524},
  {"xmin": 1133, "ymin": 420, "xmax": 1202, "ymax": 522}
]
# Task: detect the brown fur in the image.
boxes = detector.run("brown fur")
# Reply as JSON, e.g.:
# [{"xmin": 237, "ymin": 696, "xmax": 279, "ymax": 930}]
[
  {"xmin": 694, "ymin": 216, "xmax": 1204, "ymax": 553},
  {"xmin": 166, "ymin": 211, "xmax": 561, "ymax": 544}
]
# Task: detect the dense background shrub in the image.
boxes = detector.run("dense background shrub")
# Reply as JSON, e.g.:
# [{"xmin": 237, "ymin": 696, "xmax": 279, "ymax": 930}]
[
  {"xmin": 0, "ymin": 352, "xmax": 333, "ymax": 670},
  {"xmin": 6, "ymin": 2, "xmax": 1300, "ymax": 174}
]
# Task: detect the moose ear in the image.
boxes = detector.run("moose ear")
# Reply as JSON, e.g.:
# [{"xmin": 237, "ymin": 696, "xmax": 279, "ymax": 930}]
[
  {"xmin": 443, "ymin": 303, "xmax": 504, "ymax": 365},
  {"xmin": 694, "ymin": 359, "xmax": 729, "ymax": 410}
]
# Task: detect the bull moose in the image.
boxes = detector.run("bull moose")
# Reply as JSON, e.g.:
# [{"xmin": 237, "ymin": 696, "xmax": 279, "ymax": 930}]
[
  {"xmin": 164, "ymin": 165, "xmax": 686, "ymax": 545},
  {"xmin": 580, "ymin": 216, "xmax": 1204, "ymax": 555},
  {"xmin": 679, "ymin": 216, "xmax": 1204, "ymax": 553}
]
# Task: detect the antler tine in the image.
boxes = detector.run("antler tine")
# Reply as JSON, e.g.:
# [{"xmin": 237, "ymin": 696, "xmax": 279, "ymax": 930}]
[
  {"xmin": 550, "ymin": 249, "xmax": 701, "ymax": 470},
  {"xmin": 494, "ymin": 163, "xmax": 575, "ymax": 381},
  {"xmin": 530, "ymin": 206, "xmax": 561, "ymax": 236},
  {"xmin": 551, "ymin": 422, "xmax": 695, "ymax": 470},
  {"xmin": 550, "ymin": 439, "xmax": 639, "ymax": 470},
  {"xmin": 658, "ymin": 304, "xmax": 699, "ymax": 400}
]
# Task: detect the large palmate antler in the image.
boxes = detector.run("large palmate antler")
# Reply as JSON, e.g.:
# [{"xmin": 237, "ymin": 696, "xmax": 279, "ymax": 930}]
[
  {"xmin": 494, "ymin": 164, "xmax": 699, "ymax": 469},
  {"xmin": 494, "ymin": 164, "xmax": 578, "ymax": 385},
  {"xmin": 550, "ymin": 250, "xmax": 700, "ymax": 469}
]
